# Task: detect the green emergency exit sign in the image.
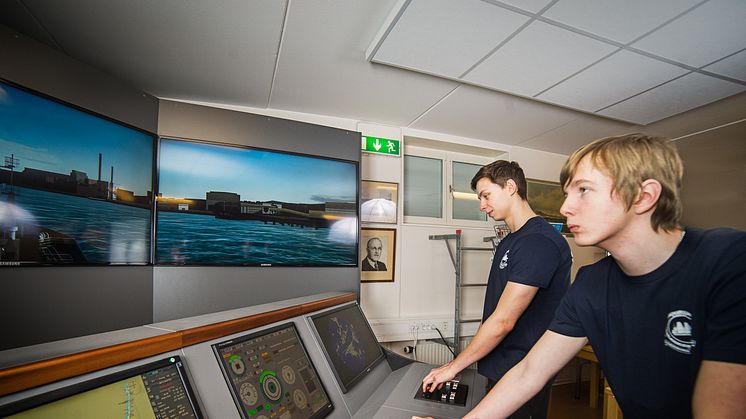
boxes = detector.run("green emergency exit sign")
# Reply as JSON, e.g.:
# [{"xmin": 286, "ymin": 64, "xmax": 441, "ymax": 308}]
[{"xmin": 362, "ymin": 136, "xmax": 400, "ymax": 156}]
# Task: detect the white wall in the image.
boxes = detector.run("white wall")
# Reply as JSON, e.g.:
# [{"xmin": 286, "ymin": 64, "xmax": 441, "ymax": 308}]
[{"xmin": 168, "ymin": 99, "xmax": 604, "ymax": 342}]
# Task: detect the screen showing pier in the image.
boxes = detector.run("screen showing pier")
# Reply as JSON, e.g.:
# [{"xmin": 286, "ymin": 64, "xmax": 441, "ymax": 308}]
[
  {"xmin": 0, "ymin": 80, "xmax": 154, "ymax": 266},
  {"xmin": 156, "ymin": 138, "xmax": 358, "ymax": 266},
  {"xmin": 0, "ymin": 356, "xmax": 203, "ymax": 418},
  {"xmin": 309, "ymin": 303, "xmax": 384, "ymax": 393},
  {"xmin": 212, "ymin": 323, "xmax": 333, "ymax": 419}
]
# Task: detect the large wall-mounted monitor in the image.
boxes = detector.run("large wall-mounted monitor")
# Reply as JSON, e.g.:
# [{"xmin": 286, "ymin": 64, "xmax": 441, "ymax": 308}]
[
  {"xmin": 156, "ymin": 138, "xmax": 358, "ymax": 266},
  {"xmin": 0, "ymin": 356, "xmax": 203, "ymax": 418},
  {"xmin": 309, "ymin": 303, "xmax": 384, "ymax": 393},
  {"xmin": 0, "ymin": 79, "xmax": 155, "ymax": 266},
  {"xmin": 212, "ymin": 323, "xmax": 333, "ymax": 419}
]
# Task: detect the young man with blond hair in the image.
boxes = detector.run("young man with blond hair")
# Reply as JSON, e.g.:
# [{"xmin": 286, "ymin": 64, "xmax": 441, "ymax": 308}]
[{"xmin": 460, "ymin": 134, "xmax": 746, "ymax": 418}]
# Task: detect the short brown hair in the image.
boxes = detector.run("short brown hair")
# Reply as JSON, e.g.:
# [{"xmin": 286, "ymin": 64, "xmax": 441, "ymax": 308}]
[
  {"xmin": 559, "ymin": 133, "xmax": 683, "ymax": 232},
  {"xmin": 471, "ymin": 160, "xmax": 527, "ymax": 200}
]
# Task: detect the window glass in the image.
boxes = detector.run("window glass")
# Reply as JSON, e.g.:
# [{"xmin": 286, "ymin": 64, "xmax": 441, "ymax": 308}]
[
  {"xmin": 452, "ymin": 161, "xmax": 486, "ymax": 221},
  {"xmin": 404, "ymin": 155, "xmax": 442, "ymax": 218}
]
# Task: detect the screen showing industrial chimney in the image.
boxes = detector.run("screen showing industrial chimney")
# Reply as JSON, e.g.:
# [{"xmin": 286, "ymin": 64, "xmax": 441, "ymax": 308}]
[{"xmin": 0, "ymin": 79, "xmax": 155, "ymax": 266}]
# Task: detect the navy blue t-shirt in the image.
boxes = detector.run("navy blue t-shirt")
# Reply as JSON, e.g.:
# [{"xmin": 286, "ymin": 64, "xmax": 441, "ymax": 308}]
[
  {"xmin": 478, "ymin": 216, "xmax": 572, "ymax": 380},
  {"xmin": 549, "ymin": 228, "xmax": 746, "ymax": 419}
]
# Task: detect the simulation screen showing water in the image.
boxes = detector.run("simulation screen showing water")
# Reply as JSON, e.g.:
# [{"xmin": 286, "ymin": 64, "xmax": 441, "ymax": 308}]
[
  {"xmin": 309, "ymin": 303, "xmax": 384, "ymax": 393},
  {"xmin": 156, "ymin": 138, "xmax": 358, "ymax": 266},
  {"xmin": 0, "ymin": 80, "xmax": 154, "ymax": 266},
  {"xmin": 0, "ymin": 356, "xmax": 202, "ymax": 418},
  {"xmin": 213, "ymin": 323, "xmax": 333, "ymax": 419}
]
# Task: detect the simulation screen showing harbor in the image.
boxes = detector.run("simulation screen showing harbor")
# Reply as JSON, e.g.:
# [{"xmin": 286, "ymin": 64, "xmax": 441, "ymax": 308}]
[
  {"xmin": 0, "ymin": 356, "xmax": 203, "ymax": 418},
  {"xmin": 213, "ymin": 323, "xmax": 333, "ymax": 419},
  {"xmin": 156, "ymin": 138, "xmax": 358, "ymax": 266}
]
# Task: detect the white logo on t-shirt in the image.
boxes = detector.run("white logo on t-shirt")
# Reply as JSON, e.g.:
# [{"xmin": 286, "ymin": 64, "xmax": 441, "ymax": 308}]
[
  {"xmin": 499, "ymin": 250, "xmax": 509, "ymax": 269},
  {"xmin": 664, "ymin": 310, "xmax": 696, "ymax": 354}
]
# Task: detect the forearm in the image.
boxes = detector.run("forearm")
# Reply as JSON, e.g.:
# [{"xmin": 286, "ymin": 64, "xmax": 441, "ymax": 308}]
[
  {"xmin": 464, "ymin": 331, "xmax": 588, "ymax": 419},
  {"xmin": 692, "ymin": 360, "xmax": 746, "ymax": 418},
  {"xmin": 450, "ymin": 321, "xmax": 511, "ymax": 373},
  {"xmin": 464, "ymin": 359, "xmax": 544, "ymax": 419}
]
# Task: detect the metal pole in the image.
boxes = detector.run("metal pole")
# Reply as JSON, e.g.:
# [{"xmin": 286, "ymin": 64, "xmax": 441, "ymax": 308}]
[{"xmin": 454, "ymin": 231, "xmax": 461, "ymax": 356}]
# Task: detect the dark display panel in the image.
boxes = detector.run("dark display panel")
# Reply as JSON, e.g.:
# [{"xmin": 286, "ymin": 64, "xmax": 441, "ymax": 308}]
[
  {"xmin": 0, "ymin": 356, "xmax": 203, "ymax": 418},
  {"xmin": 309, "ymin": 303, "xmax": 384, "ymax": 393},
  {"xmin": 0, "ymin": 79, "xmax": 154, "ymax": 266},
  {"xmin": 156, "ymin": 138, "xmax": 358, "ymax": 266},
  {"xmin": 213, "ymin": 323, "xmax": 333, "ymax": 419}
]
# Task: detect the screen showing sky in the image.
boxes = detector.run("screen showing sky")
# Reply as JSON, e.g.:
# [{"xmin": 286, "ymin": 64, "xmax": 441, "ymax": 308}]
[
  {"xmin": 159, "ymin": 139, "xmax": 356, "ymax": 204},
  {"xmin": 0, "ymin": 81, "xmax": 153, "ymax": 195}
]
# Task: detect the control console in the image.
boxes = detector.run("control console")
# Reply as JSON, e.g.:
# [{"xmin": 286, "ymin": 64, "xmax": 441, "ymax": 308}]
[{"xmin": 414, "ymin": 379, "xmax": 469, "ymax": 406}]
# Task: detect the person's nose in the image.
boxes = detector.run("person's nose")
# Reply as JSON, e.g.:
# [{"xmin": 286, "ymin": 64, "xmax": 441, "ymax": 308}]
[
  {"xmin": 560, "ymin": 195, "xmax": 573, "ymax": 217},
  {"xmin": 479, "ymin": 198, "xmax": 487, "ymax": 212}
]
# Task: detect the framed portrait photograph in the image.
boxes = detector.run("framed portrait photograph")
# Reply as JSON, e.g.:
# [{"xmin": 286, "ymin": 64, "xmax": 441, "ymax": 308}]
[
  {"xmin": 360, "ymin": 180, "xmax": 398, "ymax": 224},
  {"xmin": 360, "ymin": 227, "xmax": 396, "ymax": 282},
  {"xmin": 526, "ymin": 178, "xmax": 570, "ymax": 235}
]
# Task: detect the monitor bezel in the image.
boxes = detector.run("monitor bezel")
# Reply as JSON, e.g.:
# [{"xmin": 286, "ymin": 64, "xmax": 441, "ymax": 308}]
[
  {"xmin": 307, "ymin": 302, "xmax": 385, "ymax": 394},
  {"xmin": 211, "ymin": 321, "xmax": 334, "ymax": 419},
  {"xmin": 0, "ymin": 355, "xmax": 203, "ymax": 417}
]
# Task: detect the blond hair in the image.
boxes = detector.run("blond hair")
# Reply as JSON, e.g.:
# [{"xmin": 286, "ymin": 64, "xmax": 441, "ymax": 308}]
[{"xmin": 559, "ymin": 133, "xmax": 683, "ymax": 232}]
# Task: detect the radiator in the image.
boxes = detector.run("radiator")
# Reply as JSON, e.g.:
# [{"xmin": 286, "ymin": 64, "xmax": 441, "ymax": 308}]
[{"xmin": 416, "ymin": 338, "xmax": 476, "ymax": 369}]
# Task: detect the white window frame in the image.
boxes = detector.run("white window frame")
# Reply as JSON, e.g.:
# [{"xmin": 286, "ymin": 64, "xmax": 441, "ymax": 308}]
[{"xmin": 402, "ymin": 145, "xmax": 498, "ymax": 227}]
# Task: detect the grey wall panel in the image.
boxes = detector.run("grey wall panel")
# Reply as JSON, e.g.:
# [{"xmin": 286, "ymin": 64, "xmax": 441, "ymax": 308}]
[
  {"xmin": 154, "ymin": 100, "xmax": 361, "ymax": 322},
  {"xmin": 153, "ymin": 267, "xmax": 358, "ymax": 322},
  {"xmin": 0, "ymin": 267, "xmax": 153, "ymax": 351},
  {"xmin": 158, "ymin": 100, "xmax": 361, "ymax": 162},
  {"xmin": 0, "ymin": 25, "xmax": 159, "ymax": 133},
  {"xmin": 0, "ymin": 26, "xmax": 158, "ymax": 350}
]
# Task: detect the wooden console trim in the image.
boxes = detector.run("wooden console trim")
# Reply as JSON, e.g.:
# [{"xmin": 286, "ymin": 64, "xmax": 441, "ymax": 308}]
[{"xmin": 0, "ymin": 292, "xmax": 356, "ymax": 397}]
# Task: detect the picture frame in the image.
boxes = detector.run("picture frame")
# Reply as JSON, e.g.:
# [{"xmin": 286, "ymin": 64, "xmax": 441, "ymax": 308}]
[
  {"xmin": 359, "ymin": 227, "xmax": 396, "ymax": 282},
  {"xmin": 360, "ymin": 180, "xmax": 398, "ymax": 224},
  {"xmin": 526, "ymin": 178, "xmax": 570, "ymax": 235}
]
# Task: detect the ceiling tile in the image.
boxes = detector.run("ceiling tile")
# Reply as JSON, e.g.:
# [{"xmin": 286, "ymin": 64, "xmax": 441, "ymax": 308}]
[
  {"xmin": 599, "ymin": 72, "xmax": 746, "ymax": 125},
  {"xmin": 634, "ymin": 91, "xmax": 746, "ymax": 139},
  {"xmin": 632, "ymin": 0, "xmax": 746, "ymax": 68},
  {"xmin": 497, "ymin": 0, "xmax": 554, "ymax": 14},
  {"xmin": 538, "ymin": 50, "xmax": 688, "ymax": 112},
  {"xmin": 543, "ymin": 0, "xmax": 701, "ymax": 44},
  {"xmin": 517, "ymin": 114, "xmax": 635, "ymax": 154},
  {"xmin": 410, "ymin": 84, "xmax": 580, "ymax": 144},
  {"xmin": 22, "ymin": 0, "xmax": 286, "ymax": 105},
  {"xmin": 463, "ymin": 21, "xmax": 617, "ymax": 96},
  {"xmin": 271, "ymin": 0, "xmax": 460, "ymax": 126},
  {"xmin": 371, "ymin": 0, "xmax": 529, "ymax": 78},
  {"xmin": 704, "ymin": 49, "xmax": 746, "ymax": 82}
]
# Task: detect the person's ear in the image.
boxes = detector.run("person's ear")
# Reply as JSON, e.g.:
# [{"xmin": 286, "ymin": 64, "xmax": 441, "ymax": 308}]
[
  {"xmin": 633, "ymin": 179, "xmax": 661, "ymax": 215},
  {"xmin": 505, "ymin": 179, "xmax": 517, "ymax": 196}
]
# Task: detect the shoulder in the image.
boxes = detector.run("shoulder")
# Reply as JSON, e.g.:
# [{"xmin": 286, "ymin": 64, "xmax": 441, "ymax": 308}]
[
  {"xmin": 696, "ymin": 227, "xmax": 746, "ymax": 247},
  {"xmin": 572, "ymin": 257, "xmax": 614, "ymax": 289},
  {"xmin": 687, "ymin": 227, "xmax": 746, "ymax": 266},
  {"xmin": 514, "ymin": 225, "xmax": 569, "ymax": 255},
  {"xmin": 512, "ymin": 233, "xmax": 562, "ymax": 255}
]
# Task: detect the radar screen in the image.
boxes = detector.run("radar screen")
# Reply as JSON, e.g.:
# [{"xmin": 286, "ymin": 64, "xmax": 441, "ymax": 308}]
[
  {"xmin": 0, "ymin": 356, "xmax": 203, "ymax": 418},
  {"xmin": 308, "ymin": 302, "xmax": 384, "ymax": 393},
  {"xmin": 213, "ymin": 323, "xmax": 333, "ymax": 419}
]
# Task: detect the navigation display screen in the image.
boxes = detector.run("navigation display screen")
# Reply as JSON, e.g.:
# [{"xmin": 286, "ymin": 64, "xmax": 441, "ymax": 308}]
[
  {"xmin": 0, "ymin": 356, "xmax": 202, "ymax": 418},
  {"xmin": 213, "ymin": 323, "xmax": 333, "ymax": 419},
  {"xmin": 309, "ymin": 303, "xmax": 384, "ymax": 393}
]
